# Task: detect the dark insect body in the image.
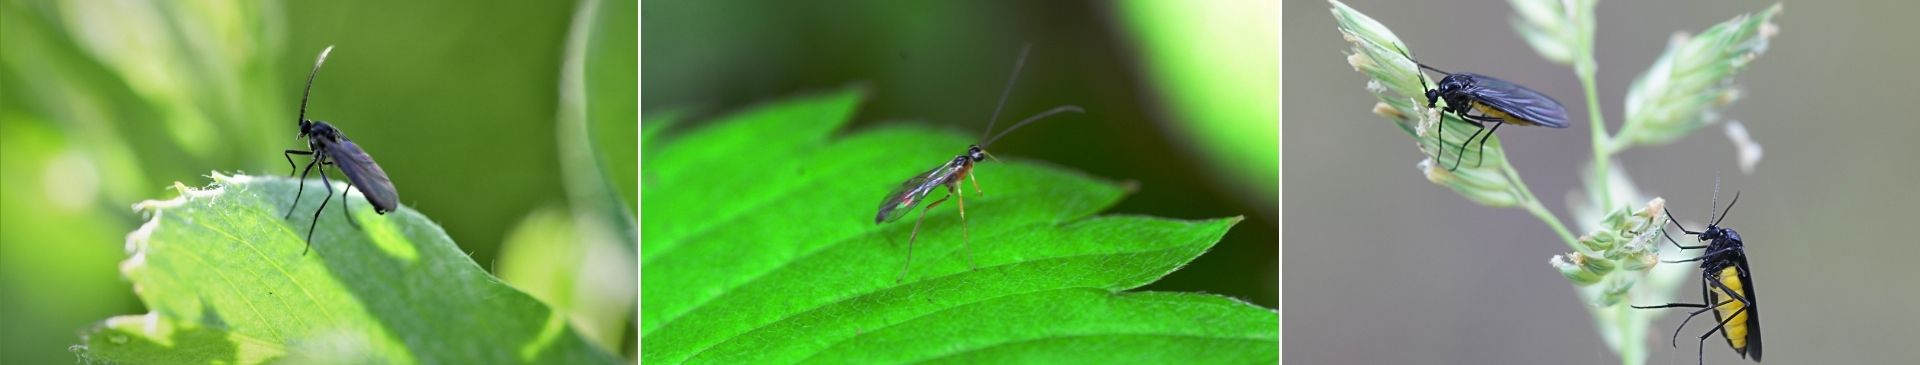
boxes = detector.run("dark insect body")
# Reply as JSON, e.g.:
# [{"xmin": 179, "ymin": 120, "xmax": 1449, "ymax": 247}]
[
  {"xmin": 282, "ymin": 46, "xmax": 399, "ymax": 254},
  {"xmin": 1633, "ymin": 184, "xmax": 1762, "ymax": 365},
  {"xmin": 875, "ymin": 43, "xmax": 1083, "ymax": 283},
  {"xmin": 1393, "ymin": 45, "xmax": 1569, "ymax": 171}
]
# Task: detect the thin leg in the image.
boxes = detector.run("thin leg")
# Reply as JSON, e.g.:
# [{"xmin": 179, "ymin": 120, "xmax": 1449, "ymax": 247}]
[
  {"xmin": 304, "ymin": 167, "xmax": 339, "ymax": 255},
  {"xmin": 1632, "ymin": 280, "xmax": 1720, "ymax": 348},
  {"xmin": 1665, "ymin": 208, "xmax": 1701, "ymax": 234},
  {"xmin": 1692, "ymin": 278, "xmax": 1756, "ymax": 364},
  {"xmin": 1670, "ymin": 298, "xmax": 1735, "ymax": 348},
  {"xmin": 1664, "ymin": 248, "xmax": 1738, "ymax": 264},
  {"xmin": 1431, "ymin": 108, "xmax": 1444, "ymax": 158},
  {"xmin": 1694, "ymin": 304, "xmax": 1751, "ymax": 365},
  {"xmin": 284, "ymin": 149, "xmax": 314, "ymax": 176},
  {"xmin": 285, "ymin": 153, "xmax": 321, "ymax": 219},
  {"xmin": 970, "ymin": 172, "xmax": 984, "ymax": 197},
  {"xmin": 1471, "ymin": 121, "xmax": 1504, "ymax": 168},
  {"xmin": 1446, "ymin": 120, "xmax": 1487, "ymax": 171},
  {"xmin": 897, "ymin": 194, "xmax": 952, "ymax": 283},
  {"xmin": 339, "ymin": 180, "xmax": 361, "ymax": 229},
  {"xmin": 1663, "ymin": 227, "xmax": 1708, "ymax": 250},
  {"xmin": 954, "ymin": 185, "xmax": 975, "ymax": 270}
]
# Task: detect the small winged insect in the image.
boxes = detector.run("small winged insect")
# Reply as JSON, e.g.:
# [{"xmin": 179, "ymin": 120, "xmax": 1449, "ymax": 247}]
[
  {"xmin": 1392, "ymin": 45, "xmax": 1570, "ymax": 171},
  {"xmin": 281, "ymin": 46, "xmax": 399, "ymax": 254},
  {"xmin": 1633, "ymin": 182, "xmax": 1761, "ymax": 365},
  {"xmin": 876, "ymin": 43, "xmax": 1083, "ymax": 283}
]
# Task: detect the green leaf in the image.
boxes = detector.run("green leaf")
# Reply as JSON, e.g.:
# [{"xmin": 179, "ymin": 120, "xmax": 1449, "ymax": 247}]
[
  {"xmin": 642, "ymin": 87, "xmax": 1275, "ymax": 363},
  {"xmin": 75, "ymin": 174, "xmax": 618, "ymax": 364}
]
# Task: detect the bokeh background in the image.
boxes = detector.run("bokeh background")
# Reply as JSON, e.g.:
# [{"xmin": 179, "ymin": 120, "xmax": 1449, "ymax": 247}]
[
  {"xmin": 643, "ymin": 1, "xmax": 1278, "ymax": 309},
  {"xmin": 1287, "ymin": 0, "xmax": 1920, "ymax": 364},
  {"xmin": 1, "ymin": 0, "xmax": 636, "ymax": 363}
]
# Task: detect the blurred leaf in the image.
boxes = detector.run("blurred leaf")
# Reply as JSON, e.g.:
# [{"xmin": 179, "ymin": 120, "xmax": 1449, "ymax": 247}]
[
  {"xmin": 1508, "ymin": 0, "xmax": 1595, "ymax": 66},
  {"xmin": 559, "ymin": 0, "xmax": 639, "ymax": 225},
  {"xmin": 641, "ymin": 87, "xmax": 1274, "ymax": 363},
  {"xmin": 539, "ymin": 0, "xmax": 639, "ymax": 355},
  {"xmin": 75, "ymin": 174, "xmax": 617, "ymax": 364},
  {"xmin": 497, "ymin": 206, "xmax": 635, "ymax": 356},
  {"xmin": 0, "ymin": 114, "xmax": 137, "ymax": 364},
  {"xmin": 1115, "ymin": 0, "xmax": 1278, "ymax": 215}
]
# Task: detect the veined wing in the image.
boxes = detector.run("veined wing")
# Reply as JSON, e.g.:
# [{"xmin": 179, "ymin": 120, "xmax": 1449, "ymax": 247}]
[
  {"xmin": 323, "ymin": 137, "xmax": 399, "ymax": 213},
  {"xmin": 875, "ymin": 159, "xmax": 963, "ymax": 224},
  {"xmin": 1462, "ymin": 74, "xmax": 1570, "ymax": 128}
]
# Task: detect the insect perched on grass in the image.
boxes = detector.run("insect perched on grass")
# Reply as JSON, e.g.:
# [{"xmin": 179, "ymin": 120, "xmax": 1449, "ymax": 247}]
[
  {"xmin": 1393, "ymin": 45, "xmax": 1569, "ymax": 171},
  {"xmin": 281, "ymin": 46, "xmax": 399, "ymax": 254},
  {"xmin": 1633, "ymin": 182, "xmax": 1761, "ymax": 365},
  {"xmin": 876, "ymin": 43, "xmax": 1083, "ymax": 283}
]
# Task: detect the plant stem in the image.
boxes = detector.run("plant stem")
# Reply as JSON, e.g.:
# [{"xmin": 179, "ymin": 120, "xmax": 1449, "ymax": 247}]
[
  {"xmin": 1578, "ymin": 59, "xmax": 1612, "ymax": 208},
  {"xmin": 1503, "ymin": 162, "xmax": 1581, "ymax": 251}
]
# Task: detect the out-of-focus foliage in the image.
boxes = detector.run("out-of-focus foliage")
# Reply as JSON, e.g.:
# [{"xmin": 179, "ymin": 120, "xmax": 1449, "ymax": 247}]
[
  {"xmin": 1, "ymin": 0, "xmax": 633, "ymax": 362},
  {"xmin": 1116, "ymin": 0, "xmax": 1279, "ymax": 215}
]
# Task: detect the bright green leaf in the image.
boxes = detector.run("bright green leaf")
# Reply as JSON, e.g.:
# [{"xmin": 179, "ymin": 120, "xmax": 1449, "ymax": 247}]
[
  {"xmin": 642, "ymin": 87, "xmax": 1276, "ymax": 364},
  {"xmin": 75, "ymin": 173, "xmax": 618, "ymax": 364}
]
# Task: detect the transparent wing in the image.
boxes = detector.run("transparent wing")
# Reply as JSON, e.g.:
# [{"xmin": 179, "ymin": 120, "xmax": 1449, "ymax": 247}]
[{"xmin": 875, "ymin": 161, "xmax": 961, "ymax": 224}]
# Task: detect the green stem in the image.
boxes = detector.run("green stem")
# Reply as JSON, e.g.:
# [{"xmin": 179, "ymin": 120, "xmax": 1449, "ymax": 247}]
[
  {"xmin": 1504, "ymin": 162, "xmax": 1581, "ymax": 251},
  {"xmin": 1578, "ymin": 60, "xmax": 1612, "ymax": 208}
]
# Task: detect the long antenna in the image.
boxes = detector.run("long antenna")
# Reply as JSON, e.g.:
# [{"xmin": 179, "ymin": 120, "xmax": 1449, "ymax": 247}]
[
  {"xmin": 1714, "ymin": 191, "xmax": 1741, "ymax": 227},
  {"xmin": 1388, "ymin": 42, "xmax": 1452, "ymax": 76},
  {"xmin": 982, "ymin": 43, "xmax": 1032, "ymax": 142},
  {"xmin": 300, "ymin": 45, "xmax": 336, "ymax": 124},
  {"xmin": 982, "ymin": 105, "xmax": 1083, "ymax": 147}
]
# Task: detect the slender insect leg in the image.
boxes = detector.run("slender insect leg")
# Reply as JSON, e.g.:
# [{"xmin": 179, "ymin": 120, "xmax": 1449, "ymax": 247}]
[
  {"xmin": 970, "ymin": 172, "xmax": 984, "ymax": 197},
  {"xmin": 339, "ymin": 180, "xmax": 361, "ymax": 229},
  {"xmin": 1665, "ymin": 208, "xmax": 1702, "ymax": 234},
  {"xmin": 1471, "ymin": 121, "xmax": 1505, "ymax": 168},
  {"xmin": 1662, "ymin": 228, "xmax": 1707, "ymax": 250},
  {"xmin": 897, "ymin": 194, "xmax": 952, "ymax": 283},
  {"xmin": 954, "ymin": 185, "xmax": 975, "ymax": 270},
  {"xmin": 1694, "ymin": 303, "xmax": 1752, "ymax": 365},
  {"xmin": 285, "ymin": 152, "xmax": 321, "ymax": 219},
  {"xmin": 1664, "ymin": 248, "xmax": 1737, "ymax": 264},
  {"xmin": 284, "ymin": 150, "xmax": 314, "ymax": 176},
  {"xmin": 304, "ymin": 165, "xmax": 339, "ymax": 255},
  {"xmin": 1446, "ymin": 119, "xmax": 1487, "ymax": 171}
]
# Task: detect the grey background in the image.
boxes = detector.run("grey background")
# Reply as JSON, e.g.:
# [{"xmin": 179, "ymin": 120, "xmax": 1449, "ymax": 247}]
[{"xmin": 1285, "ymin": 0, "xmax": 1920, "ymax": 364}]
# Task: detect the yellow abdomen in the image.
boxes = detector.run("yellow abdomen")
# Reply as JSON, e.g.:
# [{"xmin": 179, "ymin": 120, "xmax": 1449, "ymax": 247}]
[
  {"xmin": 1712, "ymin": 267, "xmax": 1752, "ymax": 351},
  {"xmin": 1470, "ymin": 102, "xmax": 1539, "ymax": 126}
]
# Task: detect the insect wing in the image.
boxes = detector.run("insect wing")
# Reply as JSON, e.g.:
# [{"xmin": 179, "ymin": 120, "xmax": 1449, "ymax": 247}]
[
  {"xmin": 1732, "ymin": 256, "xmax": 1762, "ymax": 360},
  {"xmin": 324, "ymin": 137, "xmax": 399, "ymax": 213},
  {"xmin": 1462, "ymin": 74, "xmax": 1570, "ymax": 128},
  {"xmin": 875, "ymin": 161, "xmax": 959, "ymax": 224}
]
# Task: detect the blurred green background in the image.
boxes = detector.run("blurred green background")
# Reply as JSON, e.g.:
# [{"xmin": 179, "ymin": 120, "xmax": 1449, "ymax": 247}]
[
  {"xmin": 1287, "ymin": 0, "xmax": 1920, "ymax": 364},
  {"xmin": 643, "ymin": 0, "xmax": 1277, "ymax": 308},
  {"xmin": 1, "ymin": 0, "xmax": 635, "ymax": 363}
]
